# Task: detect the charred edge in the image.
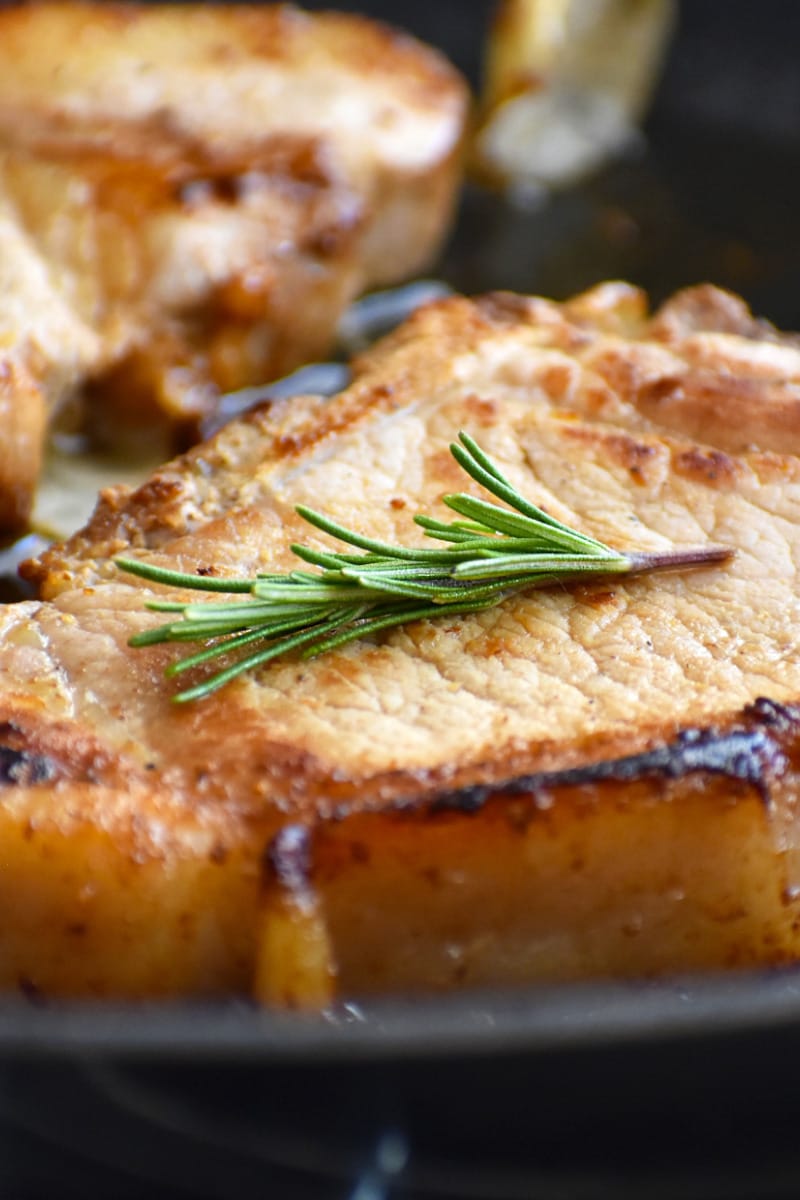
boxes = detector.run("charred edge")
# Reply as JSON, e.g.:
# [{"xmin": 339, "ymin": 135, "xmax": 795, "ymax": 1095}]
[
  {"xmin": 0, "ymin": 746, "xmax": 58, "ymax": 788},
  {"xmin": 429, "ymin": 717, "xmax": 791, "ymax": 817},
  {"xmin": 265, "ymin": 824, "xmax": 313, "ymax": 893},
  {"xmin": 745, "ymin": 697, "xmax": 800, "ymax": 732}
]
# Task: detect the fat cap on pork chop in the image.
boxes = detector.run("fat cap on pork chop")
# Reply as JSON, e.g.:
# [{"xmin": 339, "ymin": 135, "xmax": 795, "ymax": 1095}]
[
  {"xmin": 5, "ymin": 282, "xmax": 800, "ymax": 1004},
  {"xmin": 0, "ymin": 1, "xmax": 467, "ymax": 529}
]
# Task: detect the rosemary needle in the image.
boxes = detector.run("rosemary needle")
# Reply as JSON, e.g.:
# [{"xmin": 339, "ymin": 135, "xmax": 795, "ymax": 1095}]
[{"xmin": 117, "ymin": 431, "xmax": 733, "ymax": 702}]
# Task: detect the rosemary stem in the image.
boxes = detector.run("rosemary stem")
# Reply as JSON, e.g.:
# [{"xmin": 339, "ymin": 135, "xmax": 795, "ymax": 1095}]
[
  {"xmin": 118, "ymin": 429, "xmax": 734, "ymax": 702},
  {"xmin": 625, "ymin": 545, "xmax": 734, "ymax": 572}
]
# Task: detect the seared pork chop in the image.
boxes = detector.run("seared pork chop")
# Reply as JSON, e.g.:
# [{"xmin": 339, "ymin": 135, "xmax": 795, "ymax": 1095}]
[
  {"xmin": 0, "ymin": 1, "xmax": 467, "ymax": 530},
  {"xmin": 5, "ymin": 282, "xmax": 800, "ymax": 1004}
]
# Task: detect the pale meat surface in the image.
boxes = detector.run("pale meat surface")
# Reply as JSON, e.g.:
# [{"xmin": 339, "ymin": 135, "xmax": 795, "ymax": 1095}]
[
  {"xmin": 24, "ymin": 283, "xmax": 800, "ymax": 787},
  {"xmin": 0, "ymin": 1, "xmax": 467, "ymax": 527},
  {"xmin": 4, "ymin": 282, "xmax": 800, "ymax": 999}
]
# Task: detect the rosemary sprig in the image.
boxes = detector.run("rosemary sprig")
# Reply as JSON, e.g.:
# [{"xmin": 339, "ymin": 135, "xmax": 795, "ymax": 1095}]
[{"xmin": 117, "ymin": 432, "xmax": 732, "ymax": 702}]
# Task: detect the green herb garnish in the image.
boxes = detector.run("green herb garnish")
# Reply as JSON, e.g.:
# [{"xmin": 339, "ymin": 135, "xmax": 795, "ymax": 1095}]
[{"xmin": 117, "ymin": 432, "xmax": 732, "ymax": 702}]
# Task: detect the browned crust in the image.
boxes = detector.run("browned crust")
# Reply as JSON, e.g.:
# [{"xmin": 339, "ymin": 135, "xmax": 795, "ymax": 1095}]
[
  {"xmin": 0, "ymin": 4, "xmax": 465, "ymax": 135},
  {"xmin": 0, "ymin": 356, "xmax": 46, "ymax": 532},
  {"xmin": 25, "ymin": 281, "xmax": 800, "ymax": 590},
  {"xmin": 247, "ymin": 698, "xmax": 798, "ymax": 844},
  {"xmin": 1, "ymin": 640, "xmax": 798, "ymax": 824}
]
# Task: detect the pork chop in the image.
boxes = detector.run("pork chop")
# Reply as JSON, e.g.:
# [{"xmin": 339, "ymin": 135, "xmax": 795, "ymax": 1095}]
[
  {"xmin": 5, "ymin": 282, "xmax": 800, "ymax": 1005},
  {"xmin": 0, "ymin": 1, "xmax": 467, "ymax": 530}
]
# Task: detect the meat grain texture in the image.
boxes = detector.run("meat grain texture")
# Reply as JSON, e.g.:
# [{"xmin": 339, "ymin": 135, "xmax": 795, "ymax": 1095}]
[
  {"xmin": 6, "ymin": 282, "xmax": 800, "ymax": 1005},
  {"xmin": 0, "ymin": 1, "xmax": 467, "ymax": 529}
]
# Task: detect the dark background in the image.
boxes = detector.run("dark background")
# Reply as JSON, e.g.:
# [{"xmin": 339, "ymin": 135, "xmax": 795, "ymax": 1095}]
[{"xmin": 301, "ymin": 0, "xmax": 800, "ymax": 327}]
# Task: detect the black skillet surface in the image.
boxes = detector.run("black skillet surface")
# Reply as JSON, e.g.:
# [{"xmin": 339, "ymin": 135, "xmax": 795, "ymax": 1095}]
[{"xmin": 3, "ymin": 3, "xmax": 800, "ymax": 1198}]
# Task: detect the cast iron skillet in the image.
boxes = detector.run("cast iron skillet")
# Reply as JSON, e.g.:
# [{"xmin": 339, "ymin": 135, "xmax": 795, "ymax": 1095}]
[{"xmin": 2, "ymin": 3, "xmax": 800, "ymax": 1197}]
